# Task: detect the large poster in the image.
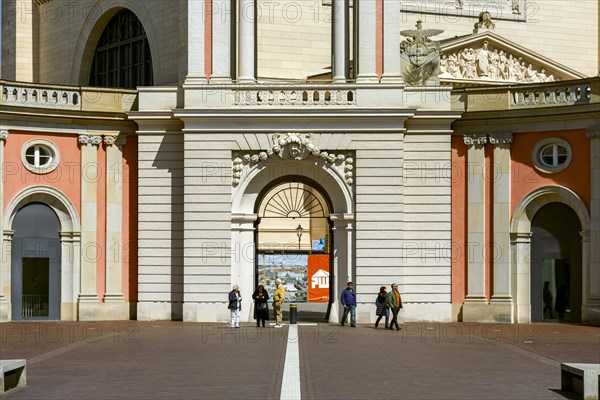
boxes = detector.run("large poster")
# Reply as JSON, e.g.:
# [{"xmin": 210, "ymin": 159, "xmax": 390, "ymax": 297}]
[
  {"xmin": 257, "ymin": 253, "xmax": 308, "ymax": 302},
  {"xmin": 308, "ymin": 255, "xmax": 330, "ymax": 302},
  {"xmin": 257, "ymin": 253, "xmax": 330, "ymax": 303}
]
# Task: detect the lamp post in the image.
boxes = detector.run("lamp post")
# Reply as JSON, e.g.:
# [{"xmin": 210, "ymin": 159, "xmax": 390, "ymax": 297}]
[{"xmin": 296, "ymin": 224, "xmax": 303, "ymax": 250}]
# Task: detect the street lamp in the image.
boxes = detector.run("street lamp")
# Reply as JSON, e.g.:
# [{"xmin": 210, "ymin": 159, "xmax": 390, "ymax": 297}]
[{"xmin": 296, "ymin": 224, "xmax": 303, "ymax": 250}]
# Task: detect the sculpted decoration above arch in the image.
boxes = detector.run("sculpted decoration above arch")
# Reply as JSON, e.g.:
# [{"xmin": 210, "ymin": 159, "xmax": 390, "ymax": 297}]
[{"xmin": 232, "ymin": 133, "xmax": 354, "ymax": 187}]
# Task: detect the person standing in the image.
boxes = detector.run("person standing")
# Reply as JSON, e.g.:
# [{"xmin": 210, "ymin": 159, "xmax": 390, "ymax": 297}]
[
  {"xmin": 543, "ymin": 281, "xmax": 554, "ymax": 319},
  {"xmin": 340, "ymin": 282, "xmax": 356, "ymax": 327},
  {"xmin": 228, "ymin": 285, "xmax": 242, "ymax": 329},
  {"xmin": 273, "ymin": 278, "xmax": 285, "ymax": 328},
  {"xmin": 252, "ymin": 285, "xmax": 270, "ymax": 327},
  {"xmin": 375, "ymin": 286, "xmax": 389, "ymax": 329},
  {"xmin": 387, "ymin": 283, "xmax": 403, "ymax": 331}
]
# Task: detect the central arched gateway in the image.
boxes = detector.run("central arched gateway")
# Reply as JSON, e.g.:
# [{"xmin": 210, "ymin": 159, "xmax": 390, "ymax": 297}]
[
  {"xmin": 255, "ymin": 178, "xmax": 333, "ymax": 320},
  {"xmin": 231, "ymin": 158, "xmax": 354, "ymax": 323}
]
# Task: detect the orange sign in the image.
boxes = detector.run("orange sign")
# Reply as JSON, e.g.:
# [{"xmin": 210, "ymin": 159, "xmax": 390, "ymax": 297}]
[{"xmin": 308, "ymin": 255, "xmax": 330, "ymax": 302}]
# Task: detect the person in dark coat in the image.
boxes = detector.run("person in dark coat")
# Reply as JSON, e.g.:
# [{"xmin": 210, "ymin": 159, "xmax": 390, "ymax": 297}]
[
  {"xmin": 375, "ymin": 286, "xmax": 389, "ymax": 329},
  {"xmin": 252, "ymin": 285, "xmax": 270, "ymax": 327},
  {"xmin": 555, "ymin": 284, "xmax": 568, "ymax": 320},
  {"xmin": 543, "ymin": 281, "xmax": 554, "ymax": 319},
  {"xmin": 228, "ymin": 285, "xmax": 242, "ymax": 328},
  {"xmin": 340, "ymin": 282, "xmax": 356, "ymax": 327}
]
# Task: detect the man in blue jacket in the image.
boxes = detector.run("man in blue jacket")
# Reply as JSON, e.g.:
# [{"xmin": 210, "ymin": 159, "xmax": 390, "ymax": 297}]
[{"xmin": 340, "ymin": 282, "xmax": 356, "ymax": 327}]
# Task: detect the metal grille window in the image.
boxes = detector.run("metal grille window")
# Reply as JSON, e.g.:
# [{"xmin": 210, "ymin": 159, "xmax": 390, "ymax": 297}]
[{"xmin": 89, "ymin": 9, "xmax": 153, "ymax": 89}]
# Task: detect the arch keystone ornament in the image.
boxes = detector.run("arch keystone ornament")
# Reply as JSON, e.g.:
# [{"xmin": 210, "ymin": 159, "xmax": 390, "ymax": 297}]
[{"xmin": 232, "ymin": 133, "xmax": 354, "ymax": 187}]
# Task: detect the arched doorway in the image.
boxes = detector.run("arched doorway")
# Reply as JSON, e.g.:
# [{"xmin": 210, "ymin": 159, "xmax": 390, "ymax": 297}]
[
  {"xmin": 11, "ymin": 203, "xmax": 61, "ymax": 320},
  {"xmin": 255, "ymin": 179, "xmax": 333, "ymax": 320},
  {"xmin": 531, "ymin": 203, "xmax": 582, "ymax": 322}
]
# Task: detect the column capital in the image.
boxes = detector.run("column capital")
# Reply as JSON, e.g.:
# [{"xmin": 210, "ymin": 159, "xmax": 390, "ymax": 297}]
[
  {"xmin": 104, "ymin": 135, "xmax": 128, "ymax": 148},
  {"xmin": 0, "ymin": 130, "xmax": 8, "ymax": 141},
  {"xmin": 78, "ymin": 134, "xmax": 102, "ymax": 147},
  {"xmin": 488, "ymin": 133, "xmax": 513, "ymax": 145},
  {"xmin": 586, "ymin": 122, "xmax": 600, "ymax": 139},
  {"xmin": 464, "ymin": 133, "xmax": 488, "ymax": 146}
]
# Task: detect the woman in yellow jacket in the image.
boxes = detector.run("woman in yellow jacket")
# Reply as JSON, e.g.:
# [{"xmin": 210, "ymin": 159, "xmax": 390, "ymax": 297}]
[{"xmin": 272, "ymin": 278, "xmax": 286, "ymax": 328}]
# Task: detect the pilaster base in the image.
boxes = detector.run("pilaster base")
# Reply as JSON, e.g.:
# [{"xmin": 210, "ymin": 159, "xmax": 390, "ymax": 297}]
[
  {"xmin": 60, "ymin": 302, "xmax": 78, "ymax": 321},
  {"xmin": 582, "ymin": 304, "xmax": 600, "ymax": 326},
  {"xmin": 78, "ymin": 301, "xmax": 130, "ymax": 321},
  {"xmin": 463, "ymin": 300, "xmax": 514, "ymax": 323},
  {"xmin": 0, "ymin": 299, "xmax": 9, "ymax": 322},
  {"xmin": 182, "ymin": 302, "xmax": 229, "ymax": 323},
  {"xmin": 137, "ymin": 302, "xmax": 183, "ymax": 321}
]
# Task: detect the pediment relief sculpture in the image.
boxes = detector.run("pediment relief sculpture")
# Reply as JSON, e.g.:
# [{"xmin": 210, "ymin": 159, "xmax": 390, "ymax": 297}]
[
  {"xmin": 439, "ymin": 41, "xmax": 557, "ymax": 83},
  {"xmin": 232, "ymin": 133, "xmax": 354, "ymax": 187}
]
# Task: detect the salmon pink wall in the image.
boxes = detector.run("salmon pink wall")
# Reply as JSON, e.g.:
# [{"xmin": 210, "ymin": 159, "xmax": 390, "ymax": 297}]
[
  {"xmin": 451, "ymin": 136, "xmax": 467, "ymax": 304},
  {"xmin": 3, "ymin": 131, "xmax": 81, "ymax": 215},
  {"xmin": 511, "ymin": 130, "xmax": 590, "ymax": 214}
]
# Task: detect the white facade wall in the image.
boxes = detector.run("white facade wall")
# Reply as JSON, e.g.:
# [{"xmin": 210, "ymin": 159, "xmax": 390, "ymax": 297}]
[{"xmin": 137, "ymin": 131, "xmax": 184, "ymax": 320}]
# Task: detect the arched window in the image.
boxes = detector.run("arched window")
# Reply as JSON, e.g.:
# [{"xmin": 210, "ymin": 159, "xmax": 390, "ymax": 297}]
[{"xmin": 89, "ymin": 9, "xmax": 153, "ymax": 89}]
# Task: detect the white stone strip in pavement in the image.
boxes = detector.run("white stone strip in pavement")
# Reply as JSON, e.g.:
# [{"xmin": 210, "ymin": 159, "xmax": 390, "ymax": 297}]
[{"xmin": 280, "ymin": 324, "xmax": 301, "ymax": 400}]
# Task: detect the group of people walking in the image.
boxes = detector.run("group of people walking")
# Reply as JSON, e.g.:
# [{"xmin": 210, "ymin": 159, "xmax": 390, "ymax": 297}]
[
  {"xmin": 229, "ymin": 280, "xmax": 403, "ymax": 329},
  {"xmin": 340, "ymin": 281, "xmax": 403, "ymax": 330}
]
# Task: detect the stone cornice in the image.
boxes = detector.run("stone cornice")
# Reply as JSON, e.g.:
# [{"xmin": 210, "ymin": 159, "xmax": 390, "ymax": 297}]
[
  {"xmin": 488, "ymin": 133, "xmax": 513, "ymax": 145},
  {"xmin": 463, "ymin": 133, "xmax": 488, "ymax": 146},
  {"xmin": 78, "ymin": 134, "xmax": 103, "ymax": 147}
]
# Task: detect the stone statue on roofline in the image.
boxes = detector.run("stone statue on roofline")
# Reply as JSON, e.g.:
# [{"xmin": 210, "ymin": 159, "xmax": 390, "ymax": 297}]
[
  {"xmin": 399, "ymin": 20, "xmax": 444, "ymax": 86},
  {"xmin": 474, "ymin": 11, "xmax": 495, "ymax": 32}
]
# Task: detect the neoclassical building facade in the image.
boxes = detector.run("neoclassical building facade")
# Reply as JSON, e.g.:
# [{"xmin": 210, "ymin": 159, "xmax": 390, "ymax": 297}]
[{"xmin": 1, "ymin": 0, "xmax": 599, "ymax": 325}]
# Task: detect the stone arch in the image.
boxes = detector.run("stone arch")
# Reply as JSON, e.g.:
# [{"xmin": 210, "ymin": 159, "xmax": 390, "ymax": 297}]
[
  {"xmin": 3, "ymin": 186, "xmax": 81, "ymax": 321},
  {"xmin": 231, "ymin": 159, "xmax": 354, "ymax": 323},
  {"xmin": 511, "ymin": 185, "xmax": 590, "ymax": 234},
  {"xmin": 5, "ymin": 186, "xmax": 80, "ymax": 233},
  {"xmin": 70, "ymin": 0, "xmax": 161, "ymax": 86},
  {"xmin": 510, "ymin": 185, "xmax": 590, "ymax": 323},
  {"xmin": 232, "ymin": 159, "xmax": 353, "ymax": 216}
]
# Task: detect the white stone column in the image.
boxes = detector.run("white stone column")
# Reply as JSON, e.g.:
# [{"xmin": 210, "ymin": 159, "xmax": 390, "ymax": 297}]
[
  {"xmin": 0, "ymin": 130, "xmax": 8, "ymax": 315},
  {"xmin": 330, "ymin": 213, "xmax": 354, "ymax": 323},
  {"xmin": 512, "ymin": 232, "xmax": 532, "ymax": 323},
  {"xmin": 463, "ymin": 134, "xmax": 488, "ymax": 321},
  {"xmin": 60, "ymin": 232, "xmax": 81, "ymax": 321},
  {"xmin": 0, "ymin": 231, "xmax": 13, "ymax": 322},
  {"xmin": 489, "ymin": 134, "xmax": 513, "ymax": 320},
  {"xmin": 356, "ymin": 0, "xmax": 378, "ymax": 82},
  {"xmin": 78, "ymin": 134, "xmax": 102, "ymax": 312},
  {"xmin": 231, "ymin": 214, "xmax": 257, "ymax": 322},
  {"xmin": 584, "ymin": 126, "xmax": 600, "ymax": 324},
  {"xmin": 187, "ymin": 0, "xmax": 207, "ymax": 83},
  {"xmin": 332, "ymin": 0, "xmax": 349, "ymax": 83},
  {"xmin": 211, "ymin": 0, "xmax": 233, "ymax": 82},
  {"xmin": 238, "ymin": 0, "xmax": 256, "ymax": 83},
  {"xmin": 103, "ymin": 135, "xmax": 126, "ymax": 304},
  {"xmin": 381, "ymin": 0, "xmax": 402, "ymax": 82}
]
